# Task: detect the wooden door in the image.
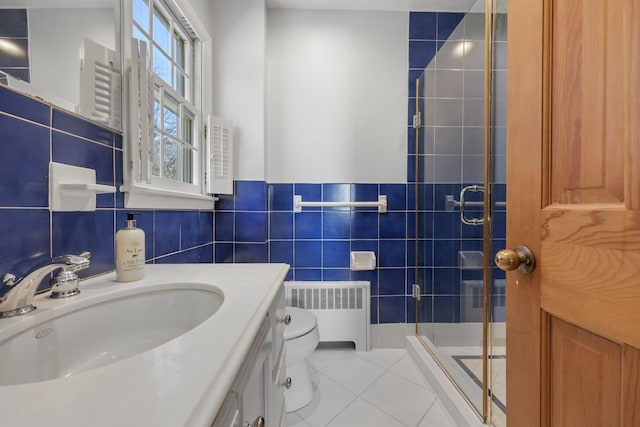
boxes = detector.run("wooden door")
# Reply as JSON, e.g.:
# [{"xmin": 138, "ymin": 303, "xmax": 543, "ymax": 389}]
[{"xmin": 507, "ymin": 0, "xmax": 640, "ymax": 426}]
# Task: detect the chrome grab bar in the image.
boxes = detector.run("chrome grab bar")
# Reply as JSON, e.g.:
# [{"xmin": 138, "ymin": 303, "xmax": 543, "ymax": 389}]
[{"xmin": 459, "ymin": 185, "xmax": 485, "ymax": 226}]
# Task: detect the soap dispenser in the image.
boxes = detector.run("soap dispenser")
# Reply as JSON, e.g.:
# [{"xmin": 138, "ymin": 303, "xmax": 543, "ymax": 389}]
[{"xmin": 115, "ymin": 213, "xmax": 145, "ymax": 282}]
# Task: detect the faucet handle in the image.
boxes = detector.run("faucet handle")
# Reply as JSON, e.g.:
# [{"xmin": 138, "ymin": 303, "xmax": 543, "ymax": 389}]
[{"xmin": 2, "ymin": 273, "xmax": 16, "ymax": 286}]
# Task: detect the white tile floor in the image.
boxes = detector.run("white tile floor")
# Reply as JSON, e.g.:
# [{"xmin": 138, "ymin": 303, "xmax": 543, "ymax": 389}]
[{"xmin": 285, "ymin": 347, "xmax": 458, "ymax": 427}]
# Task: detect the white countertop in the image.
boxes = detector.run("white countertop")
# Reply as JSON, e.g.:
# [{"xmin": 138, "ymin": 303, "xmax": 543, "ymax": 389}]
[{"xmin": 0, "ymin": 263, "xmax": 290, "ymax": 427}]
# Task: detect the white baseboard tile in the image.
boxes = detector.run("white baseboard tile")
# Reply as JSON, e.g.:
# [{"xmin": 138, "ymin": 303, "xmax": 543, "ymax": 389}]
[{"xmin": 370, "ymin": 323, "xmax": 415, "ymax": 348}]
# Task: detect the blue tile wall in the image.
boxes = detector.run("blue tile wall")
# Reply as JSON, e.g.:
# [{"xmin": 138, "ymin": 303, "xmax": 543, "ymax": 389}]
[
  {"xmin": 214, "ymin": 181, "xmax": 413, "ymax": 324},
  {"xmin": 0, "ymin": 86, "xmax": 214, "ymax": 292},
  {"xmin": 0, "ymin": 9, "xmax": 30, "ymax": 83}
]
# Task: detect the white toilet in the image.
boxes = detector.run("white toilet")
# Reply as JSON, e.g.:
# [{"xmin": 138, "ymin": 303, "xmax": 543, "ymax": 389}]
[{"xmin": 284, "ymin": 307, "xmax": 320, "ymax": 412}]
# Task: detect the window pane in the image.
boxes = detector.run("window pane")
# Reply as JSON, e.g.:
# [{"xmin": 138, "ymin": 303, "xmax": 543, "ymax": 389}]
[
  {"xmin": 153, "ymin": 87, "xmax": 161, "ymax": 128},
  {"xmin": 173, "ymin": 32, "xmax": 185, "ymax": 67},
  {"xmin": 133, "ymin": 26, "xmax": 149, "ymax": 46},
  {"xmin": 173, "ymin": 68, "xmax": 185, "ymax": 96},
  {"xmin": 163, "ymin": 136, "xmax": 178, "ymax": 180},
  {"xmin": 152, "ymin": 8, "xmax": 171, "ymax": 53},
  {"xmin": 152, "ymin": 46, "xmax": 171, "ymax": 85},
  {"xmin": 152, "ymin": 131, "xmax": 161, "ymax": 176},
  {"xmin": 183, "ymin": 147, "xmax": 194, "ymax": 183},
  {"xmin": 182, "ymin": 113, "xmax": 193, "ymax": 145},
  {"xmin": 133, "ymin": 0, "xmax": 149, "ymax": 33},
  {"xmin": 163, "ymin": 96, "xmax": 179, "ymax": 136}
]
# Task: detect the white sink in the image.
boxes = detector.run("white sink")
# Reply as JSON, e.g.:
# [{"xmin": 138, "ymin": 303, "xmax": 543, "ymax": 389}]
[{"xmin": 0, "ymin": 284, "xmax": 223, "ymax": 385}]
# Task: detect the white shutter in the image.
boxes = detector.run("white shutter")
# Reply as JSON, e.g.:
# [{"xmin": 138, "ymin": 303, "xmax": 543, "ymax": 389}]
[
  {"xmin": 206, "ymin": 115, "xmax": 234, "ymax": 195},
  {"xmin": 129, "ymin": 38, "xmax": 153, "ymax": 184},
  {"xmin": 79, "ymin": 38, "xmax": 122, "ymax": 130}
]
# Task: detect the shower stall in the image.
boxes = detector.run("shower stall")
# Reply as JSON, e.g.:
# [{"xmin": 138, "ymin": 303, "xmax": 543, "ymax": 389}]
[{"xmin": 411, "ymin": 1, "xmax": 507, "ymax": 425}]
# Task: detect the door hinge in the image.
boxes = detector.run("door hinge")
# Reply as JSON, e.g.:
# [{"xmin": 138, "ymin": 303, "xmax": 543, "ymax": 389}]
[{"xmin": 412, "ymin": 284, "xmax": 421, "ymax": 300}]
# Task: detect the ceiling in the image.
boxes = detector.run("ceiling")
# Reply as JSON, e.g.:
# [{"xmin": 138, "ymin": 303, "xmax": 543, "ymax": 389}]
[{"xmin": 265, "ymin": 0, "xmax": 479, "ymax": 13}]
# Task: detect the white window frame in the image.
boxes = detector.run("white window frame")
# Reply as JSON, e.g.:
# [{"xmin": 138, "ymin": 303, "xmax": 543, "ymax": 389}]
[{"xmin": 120, "ymin": 0, "xmax": 215, "ymax": 210}]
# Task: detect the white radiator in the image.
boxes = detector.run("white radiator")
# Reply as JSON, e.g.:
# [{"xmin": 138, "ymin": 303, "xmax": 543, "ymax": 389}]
[{"xmin": 284, "ymin": 281, "xmax": 370, "ymax": 351}]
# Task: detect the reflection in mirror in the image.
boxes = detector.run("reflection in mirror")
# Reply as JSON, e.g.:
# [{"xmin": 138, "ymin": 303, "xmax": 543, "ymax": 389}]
[{"xmin": 0, "ymin": 1, "xmax": 122, "ymax": 130}]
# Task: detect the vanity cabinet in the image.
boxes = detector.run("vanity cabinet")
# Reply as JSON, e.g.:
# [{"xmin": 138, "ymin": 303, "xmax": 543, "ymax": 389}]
[{"xmin": 212, "ymin": 285, "xmax": 287, "ymax": 427}]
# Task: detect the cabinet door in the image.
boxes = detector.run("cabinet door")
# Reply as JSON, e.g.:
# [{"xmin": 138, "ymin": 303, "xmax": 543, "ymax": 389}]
[{"xmin": 241, "ymin": 343, "xmax": 269, "ymax": 427}]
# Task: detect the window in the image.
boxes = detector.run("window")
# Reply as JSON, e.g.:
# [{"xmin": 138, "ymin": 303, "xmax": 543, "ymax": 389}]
[{"xmin": 122, "ymin": 0, "xmax": 230, "ymax": 209}]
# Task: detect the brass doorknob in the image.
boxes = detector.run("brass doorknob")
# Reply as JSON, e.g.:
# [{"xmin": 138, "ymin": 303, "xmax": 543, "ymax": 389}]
[{"xmin": 494, "ymin": 246, "xmax": 535, "ymax": 274}]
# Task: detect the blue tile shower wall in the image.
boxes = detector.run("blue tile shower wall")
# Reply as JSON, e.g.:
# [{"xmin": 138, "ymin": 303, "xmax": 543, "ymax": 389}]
[
  {"xmin": 214, "ymin": 182, "xmax": 413, "ymax": 324},
  {"xmin": 0, "ymin": 86, "xmax": 213, "ymax": 290}
]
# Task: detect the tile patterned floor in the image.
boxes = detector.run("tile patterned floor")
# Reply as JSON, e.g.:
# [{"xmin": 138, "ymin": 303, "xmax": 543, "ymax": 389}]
[{"xmin": 285, "ymin": 347, "xmax": 458, "ymax": 427}]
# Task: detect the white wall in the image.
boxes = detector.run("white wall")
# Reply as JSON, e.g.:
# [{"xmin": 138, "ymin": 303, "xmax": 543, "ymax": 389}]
[
  {"xmin": 210, "ymin": 0, "xmax": 267, "ymax": 181},
  {"xmin": 29, "ymin": 8, "xmax": 115, "ymax": 107},
  {"xmin": 266, "ymin": 9, "xmax": 408, "ymax": 183}
]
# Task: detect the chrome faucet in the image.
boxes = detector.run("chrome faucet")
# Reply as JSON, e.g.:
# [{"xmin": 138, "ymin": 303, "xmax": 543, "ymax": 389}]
[{"xmin": 0, "ymin": 252, "xmax": 90, "ymax": 318}]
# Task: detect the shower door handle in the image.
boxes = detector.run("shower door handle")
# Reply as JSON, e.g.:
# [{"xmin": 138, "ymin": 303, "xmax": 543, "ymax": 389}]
[
  {"xmin": 460, "ymin": 185, "xmax": 484, "ymax": 226},
  {"xmin": 495, "ymin": 246, "xmax": 536, "ymax": 274}
]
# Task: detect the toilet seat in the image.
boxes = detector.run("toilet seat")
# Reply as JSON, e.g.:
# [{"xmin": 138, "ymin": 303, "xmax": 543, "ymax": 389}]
[{"xmin": 284, "ymin": 307, "xmax": 317, "ymax": 340}]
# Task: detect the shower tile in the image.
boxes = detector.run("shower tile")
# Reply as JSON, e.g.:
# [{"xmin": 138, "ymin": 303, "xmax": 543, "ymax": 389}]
[
  {"xmin": 323, "ymin": 211, "xmax": 350, "ymax": 239},
  {"xmin": 270, "ymin": 212, "xmax": 293, "ymax": 239},
  {"xmin": 380, "ymin": 184, "xmax": 406, "ymax": 211},
  {"xmin": 463, "ymin": 126, "xmax": 484, "ymax": 155},
  {"xmin": 53, "ymin": 109, "xmax": 115, "ymax": 146},
  {"xmin": 464, "ymin": 41, "xmax": 485, "ymax": 70},
  {"xmin": 494, "ymin": 126, "xmax": 507, "ymax": 155},
  {"xmin": 378, "ymin": 296, "xmax": 407, "ymax": 323},
  {"xmin": 379, "ymin": 240, "xmax": 406, "ymax": 267},
  {"xmin": 269, "ymin": 240, "xmax": 293, "ymax": 264},
  {"xmin": 380, "ymin": 212, "xmax": 407, "ymax": 239},
  {"xmin": 437, "ymin": 13, "xmax": 465, "ymax": 41},
  {"xmin": 214, "ymin": 212, "xmax": 234, "ymax": 242},
  {"xmin": 323, "ymin": 269, "xmax": 350, "ymax": 281},
  {"xmin": 0, "ymin": 208, "xmax": 50, "ymax": 280},
  {"xmin": 418, "ymin": 239, "xmax": 434, "ymax": 267},
  {"xmin": 235, "ymin": 212, "xmax": 267, "ymax": 243},
  {"xmin": 433, "ymin": 239, "xmax": 461, "ymax": 268},
  {"xmin": 406, "ymin": 240, "xmax": 416, "ymax": 267},
  {"xmin": 433, "ymin": 295, "xmax": 460, "ymax": 322},
  {"xmin": 434, "ymin": 127, "xmax": 463, "ymax": 155},
  {"xmin": 409, "ymin": 12, "xmax": 437, "ymax": 40},
  {"xmin": 294, "ymin": 241, "xmax": 321, "ymax": 268},
  {"xmin": 495, "ymin": 155, "xmax": 507, "ymax": 183},
  {"xmin": 435, "ymin": 69, "xmax": 463, "ymax": 98},
  {"xmin": 494, "ymin": 42, "xmax": 508, "ymax": 70},
  {"xmin": 494, "ymin": 183, "xmax": 507, "ymax": 206},
  {"xmin": 215, "ymin": 193, "xmax": 235, "ymax": 211},
  {"xmin": 268, "ymin": 183, "xmax": 293, "ymax": 211},
  {"xmin": 494, "ymin": 13, "xmax": 508, "ymax": 42},
  {"xmin": 434, "ymin": 41, "xmax": 464, "ymax": 70},
  {"xmin": 412, "ymin": 69, "xmax": 436, "ymax": 98},
  {"xmin": 407, "ymin": 211, "xmax": 416, "ymax": 239},
  {"xmin": 433, "ymin": 155, "xmax": 462, "ymax": 183},
  {"xmin": 493, "ymin": 211, "xmax": 507, "ymax": 239},
  {"xmin": 52, "ymin": 210, "xmax": 115, "ymax": 278},
  {"xmin": 214, "ymin": 243, "xmax": 233, "ymax": 263},
  {"xmin": 462, "ymin": 155, "xmax": 484, "ymax": 182},
  {"xmin": 323, "ymin": 240, "xmax": 350, "ymax": 268},
  {"xmin": 0, "ymin": 85, "xmax": 50, "ymax": 126},
  {"xmin": 418, "ymin": 211, "xmax": 434, "ymax": 239},
  {"xmin": 0, "ymin": 114, "xmax": 49, "ymax": 207},
  {"xmin": 409, "ymin": 40, "xmax": 437, "ymax": 70},
  {"xmin": 433, "ymin": 267, "xmax": 460, "ymax": 295},
  {"xmin": 433, "ymin": 211, "xmax": 460, "ymax": 239},
  {"xmin": 463, "ymin": 70, "xmax": 485, "ymax": 99},
  {"xmin": 181, "ymin": 211, "xmax": 213, "ymax": 248},
  {"xmin": 351, "ymin": 211, "xmax": 379, "ymax": 239},
  {"xmin": 154, "ymin": 211, "xmax": 181, "ymax": 256},
  {"xmin": 463, "ymin": 98, "xmax": 484, "ymax": 127},
  {"xmin": 418, "ymin": 183, "xmax": 434, "ymax": 210},
  {"xmin": 461, "ymin": 222, "xmax": 483, "ymax": 239},
  {"xmin": 433, "ymin": 183, "xmax": 461, "ymax": 211},
  {"xmin": 295, "ymin": 211, "xmax": 321, "ymax": 239},
  {"xmin": 295, "ymin": 268, "xmax": 321, "ymax": 281},
  {"xmin": 434, "ymin": 98, "xmax": 463, "ymax": 127},
  {"xmin": 234, "ymin": 243, "xmax": 268, "ymax": 263},
  {"xmin": 234, "ymin": 180, "xmax": 266, "ymax": 211},
  {"xmin": 464, "ymin": 13, "xmax": 485, "ymax": 41},
  {"xmin": 379, "ymin": 268, "xmax": 406, "ymax": 295}
]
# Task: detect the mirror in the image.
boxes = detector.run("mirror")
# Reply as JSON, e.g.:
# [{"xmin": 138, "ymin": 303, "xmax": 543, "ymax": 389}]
[{"xmin": 0, "ymin": 0, "xmax": 122, "ymax": 130}]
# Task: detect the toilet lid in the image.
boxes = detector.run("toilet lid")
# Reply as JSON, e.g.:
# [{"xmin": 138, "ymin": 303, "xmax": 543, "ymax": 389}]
[{"xmin": 284, "ymin": 307, "xmax": 318, "ymax": 340}]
